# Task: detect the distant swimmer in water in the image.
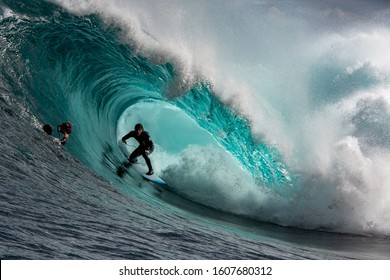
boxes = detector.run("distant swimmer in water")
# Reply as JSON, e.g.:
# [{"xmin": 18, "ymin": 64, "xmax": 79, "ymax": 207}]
[
  {"xmin": 42, "ymin": 122, "xmax": 72, "ymax": 145},
  {"xmin": 43, "ymin": 124, "xmax": 53, "ymax": 136},
  {"xmin": 122, "ymin": 123, "xmax": 154, "ymax": 175},
  {"xmin": 57, "ymin": 122, "xmax": 72, "ymax": 145},
  {"xmin": 42, "ymin": 123, "xmax": 61, "ymax": 145}
]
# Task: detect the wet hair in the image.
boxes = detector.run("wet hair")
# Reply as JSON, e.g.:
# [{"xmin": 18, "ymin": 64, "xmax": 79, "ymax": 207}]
[
  {"xmin": 134, "ymin": 123, "xmax": 143, "ymax": 130},
  {"xmin": 43, "ymin": 124, "xmax": 53, "ymax": 135}
]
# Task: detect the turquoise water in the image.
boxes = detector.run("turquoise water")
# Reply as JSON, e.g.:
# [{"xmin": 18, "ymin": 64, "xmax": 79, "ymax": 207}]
[{"xmin": 1, "ymin": 0, "xmax": 390, "ymax": 259}]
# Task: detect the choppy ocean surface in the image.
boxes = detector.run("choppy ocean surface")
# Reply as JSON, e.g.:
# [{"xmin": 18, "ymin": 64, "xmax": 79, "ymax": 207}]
[{"xmin": 1, "ymin": 0, "xmax": 390, "ymax": 259}]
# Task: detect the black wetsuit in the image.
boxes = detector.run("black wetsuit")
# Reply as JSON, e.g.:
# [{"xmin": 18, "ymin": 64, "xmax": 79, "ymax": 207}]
[{"xmin": 122, "ymin": 130, "xmax": 154, "ymax": 172}]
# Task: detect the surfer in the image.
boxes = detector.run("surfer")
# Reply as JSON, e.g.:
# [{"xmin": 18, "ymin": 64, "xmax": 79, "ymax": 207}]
[
  {"xmin": 43, "ymin": 122, "xmax": 72, "ymax": 145},
  {"xmin": 121, "ymin": 123, "xmax": 154, "ymax": 175},
  {"xmin": 57, "ymin": 122, "xmax": 73, "ymax": 145}
]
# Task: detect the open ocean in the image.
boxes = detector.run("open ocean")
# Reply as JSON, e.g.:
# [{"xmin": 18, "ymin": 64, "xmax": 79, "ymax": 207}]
[{"xmin": 1, "ymin": 0, "xmax": 390, "ymax": 259}]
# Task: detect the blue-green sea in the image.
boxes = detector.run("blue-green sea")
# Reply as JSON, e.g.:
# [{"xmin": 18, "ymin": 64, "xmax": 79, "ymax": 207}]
[{"xmin": 1, "ymin": 0, "xmax": 390, "ymax": 259}]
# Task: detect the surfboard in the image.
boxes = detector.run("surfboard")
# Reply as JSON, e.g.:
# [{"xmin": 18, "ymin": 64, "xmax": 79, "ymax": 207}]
[
  {"xmin": 131, "ymin": 162, "xmax": 166, "ymax": 185},
  {"xmin": 117, "ymin": 142, "xmax": 166, "ymax": 184}
]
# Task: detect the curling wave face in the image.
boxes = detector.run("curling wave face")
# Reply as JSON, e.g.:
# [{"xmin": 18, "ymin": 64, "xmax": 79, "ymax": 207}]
[
  {"xmin": 0, "ymin": 0, "xmax": 289, "ymax": 219},
  {"xmin": 2, "ymin": 0, "xmax": 390, "ymax": 237}
]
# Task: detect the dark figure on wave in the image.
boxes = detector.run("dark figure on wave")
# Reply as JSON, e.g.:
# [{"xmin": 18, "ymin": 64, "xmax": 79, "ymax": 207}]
[
  {"xmin": 43, "ymin": 122, "xmax": 72, "ymax": 145},
  {"xmin": 121, "ymin": 123, "xmax": 154, "ymax": 175}
]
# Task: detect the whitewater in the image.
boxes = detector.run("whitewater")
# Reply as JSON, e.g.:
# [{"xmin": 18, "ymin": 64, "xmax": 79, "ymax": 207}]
[{"xmin": 1, "ymin": 0, "xmax": 390, "ymax": 259}]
